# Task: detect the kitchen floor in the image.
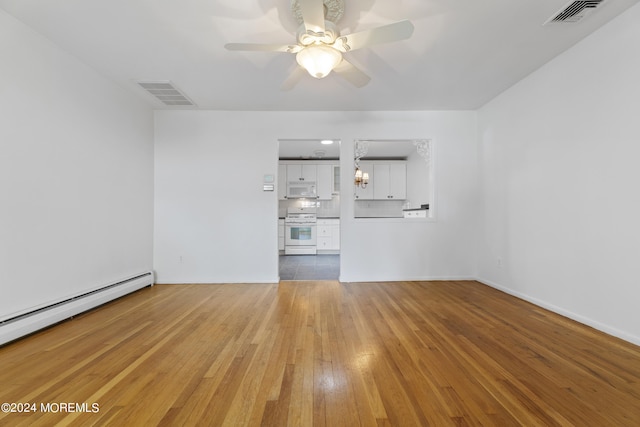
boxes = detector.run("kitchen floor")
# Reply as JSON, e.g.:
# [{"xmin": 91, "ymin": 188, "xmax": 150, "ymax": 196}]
[{"xmin": 279, "ymin": 255, "xmax": 340, "ymax": 280}]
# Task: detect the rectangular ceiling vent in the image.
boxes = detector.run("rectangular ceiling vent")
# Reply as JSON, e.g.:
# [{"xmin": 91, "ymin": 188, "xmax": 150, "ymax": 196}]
[
  {"xmin": 544, "ymin": 0, "xmax": 606, "ymax": 24},
  {"xmin": 136, "ymin": 81, "xmax": 195, "ymax": 107}
]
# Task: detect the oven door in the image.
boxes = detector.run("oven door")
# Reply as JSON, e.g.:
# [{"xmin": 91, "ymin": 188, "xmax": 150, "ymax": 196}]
[{"xmin": 285, "ymin": 224, "xmax": 317, "ymax": 246}]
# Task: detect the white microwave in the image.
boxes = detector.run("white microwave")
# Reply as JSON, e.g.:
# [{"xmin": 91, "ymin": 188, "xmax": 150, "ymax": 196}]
[{"xmin": 287, "ymin": 181, "xmax": 317, "ymax": 198}]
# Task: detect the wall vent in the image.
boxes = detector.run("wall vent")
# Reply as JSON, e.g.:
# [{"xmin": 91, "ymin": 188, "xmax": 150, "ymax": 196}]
[
  {"xmin": 544, "ymin": 0, "xmax": 606, "ymax": 24},
  {"xmin": 136, "ymin": 81, "xmax": 195, "ymax": 106}
]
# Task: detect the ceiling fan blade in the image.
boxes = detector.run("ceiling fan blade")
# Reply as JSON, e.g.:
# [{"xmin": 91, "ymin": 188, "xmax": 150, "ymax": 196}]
[
  {"xmin": 281, "ymin": 66, "xmax": 307, "ymax": 91},
  {"xmin": 333, "ymin": 60, "xmax": 371, "ymax": 88},
  {"xmin": 334, "ymin": 20, "xmax": 414, "ymax": 52},
  {"xmin": 298, "ymin": 0, "xmax": 326, "ymax": 36},
  {"xmin": 224, "ymin": 43, "xmax": 301, "ymax": 53}
]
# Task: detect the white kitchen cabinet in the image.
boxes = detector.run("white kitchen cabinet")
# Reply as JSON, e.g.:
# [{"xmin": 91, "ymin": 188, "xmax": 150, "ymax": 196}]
[
  {"xmin": 278, "ymin": 219, "xmax": 285, "ymax": 250},
  {"xmin": 316, "ymin": 164, "xmax": 333, "ymax": 200},
  {"xmin": 316, "ymin": 219, "xmax": 340, "ymax": 251},
  {"xmin": 280, "ymin": 161, "xmax": 337, "ymax": 200},
  {"xmin": 389, "ymin": 163, "xmax": 407, "ymax": 200},
  {"xmin": 403, "ymin": 209, "xmax": 427, "ymax": 218},
  {"xmin": 286, "ymin": 164, "xmax": 316, "ymax": 182},
  {"xmin": 332, "ymin": 165, "xmax": 340, "ymax": 194},
  {"xmin": 278, "ymin": 164, "xmax": 287, "ymax": 200},
  {"xmin": 354, "ymin": 161, "xmax": 374, "ymax": 200},
  {"xmin": 373, "ymin": 162, "xmax": 406, "ymax": 200}
]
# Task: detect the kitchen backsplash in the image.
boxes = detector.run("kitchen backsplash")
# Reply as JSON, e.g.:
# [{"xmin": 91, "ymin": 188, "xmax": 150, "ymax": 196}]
[
  {"xmin": 354, "ymin": 200, "xmax": 405, "ymax": 218},
  {"xmin": 279, "ymin": 196, "xmax": 340, "ymax": 218},
  {"xmin": 279, "ymin": 197, "xmax": 408, "ymax": 218}
]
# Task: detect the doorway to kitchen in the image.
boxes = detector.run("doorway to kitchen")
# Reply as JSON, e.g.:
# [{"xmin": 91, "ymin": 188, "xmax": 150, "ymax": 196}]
[{"xmin": 278, "ymin": 139, "xmax": 341, "ymax": 281}]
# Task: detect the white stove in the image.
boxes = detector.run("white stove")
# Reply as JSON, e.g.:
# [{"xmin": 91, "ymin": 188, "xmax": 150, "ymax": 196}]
[{"xmin": 284, "ymin": 208, "xmax": 317, "ymax": 255}]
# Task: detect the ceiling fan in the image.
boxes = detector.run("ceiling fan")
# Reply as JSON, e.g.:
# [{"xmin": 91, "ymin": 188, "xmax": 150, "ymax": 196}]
[{"xmin": 224, "ymin": 0, "xmax": 414, "ymax": 89}]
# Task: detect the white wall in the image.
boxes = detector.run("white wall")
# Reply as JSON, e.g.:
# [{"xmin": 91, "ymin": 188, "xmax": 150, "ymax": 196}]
[
  {"xmin": 342, "ymin": 113, "xmax": 478, "ymax": 282},
  {"xmin": 477, "ymin": 3, "xmax": 640, "ymax": 344},
  {"xmin": 0, "ymin": 10, "xmax": 154, "ymax": 320},
  {"xmin": 154, "ymin": 110, "xmax": 478, "ymax": 283}
]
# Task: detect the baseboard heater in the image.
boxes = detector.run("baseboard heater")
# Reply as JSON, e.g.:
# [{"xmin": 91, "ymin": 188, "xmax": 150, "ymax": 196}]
[{"xmin": 0, "ymin": 272, "xmax": 154, "ymax": 346}]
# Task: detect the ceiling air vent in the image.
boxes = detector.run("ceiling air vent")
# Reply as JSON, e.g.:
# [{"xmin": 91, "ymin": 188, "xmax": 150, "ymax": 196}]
[
  {"xmin": 544, "ymin": 0, "xmax": 606, "ymax": 24},
  {"xmin": 136, "ymin": 81, "xmax": 195, "ymax": 106}
]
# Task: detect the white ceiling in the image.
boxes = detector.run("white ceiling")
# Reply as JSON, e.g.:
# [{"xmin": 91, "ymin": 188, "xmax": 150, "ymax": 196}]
[
  {"xmin": 1, "ymin": 0, "xmax": 637, "ymax": 111},
  {"xmin": 279, "ymin": 139, "xmax": 341, "ymax": 159}
]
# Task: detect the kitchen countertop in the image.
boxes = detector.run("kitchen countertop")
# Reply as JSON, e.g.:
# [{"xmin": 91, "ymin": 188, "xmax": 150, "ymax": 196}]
[
  {"xmin": 279, "ymin": 216, "xmax": 340, "ymax": 219},
  {"xmin": 403, "ymin": 204, "xmax": 430, "ymax": 212}
]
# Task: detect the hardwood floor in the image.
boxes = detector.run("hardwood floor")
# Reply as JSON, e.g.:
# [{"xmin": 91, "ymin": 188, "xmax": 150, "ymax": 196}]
[{"xmin": 1, "ymin": 281, "xmax": 639, "ymax": 426}]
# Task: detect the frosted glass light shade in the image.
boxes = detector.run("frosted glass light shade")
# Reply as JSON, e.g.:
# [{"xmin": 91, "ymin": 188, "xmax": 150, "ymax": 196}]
[
  {"xmin": 296, "ymin": 45, "xmax": 342, "ymax": 79},
  {"xmin": 355, "ymin": 167, "xmax": 369, "ymax": 187}
]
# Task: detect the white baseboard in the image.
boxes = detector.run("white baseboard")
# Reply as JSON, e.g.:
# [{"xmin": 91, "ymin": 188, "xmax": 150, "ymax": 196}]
[
  {"xmin": 6, "ymin": 273, "xmax": 636, "ymax": 348},
  {"xmin": 338, "ymin": 275, "xmax": 476, "ymax": 283},
  {"xmin": 477, "ymin": 277, "xmax": 640, "ymax": 347},
  {"xmin": 156, "ymin": 279, "xmax": 280, "ymax": 285},
  {"xmin": 0, "ymin": 272, "xmax": 154, "ymax": 346}
]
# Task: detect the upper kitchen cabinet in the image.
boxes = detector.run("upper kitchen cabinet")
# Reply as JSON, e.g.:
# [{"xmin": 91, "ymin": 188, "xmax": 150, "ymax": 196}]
[
  {"xmin": 354, "ymin": 161, "xmax": 374, "ymax": 200},
  {"xmin": 279, "ymin": 160, "xmax": 340, "ymax": 201},
  {"xmin": 287, "ymin": 164, "xmax": 316, "ymax": 182},
  {"xmin": 278, "ymin": 164, "xmax": 287, "ymax": 200},
  {"xmin": 316, "ymin": 164, "xmax": 333, "ymax": 200},
  {"xmin": 373, "ymin": 162, "xmax": 406, "ymax": 200},
  {"xmin": 354, "ymin": 161, "xmax": 406, "ymax": 200}
]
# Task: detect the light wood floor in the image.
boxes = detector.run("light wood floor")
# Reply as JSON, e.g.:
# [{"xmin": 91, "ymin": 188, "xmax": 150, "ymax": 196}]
[{"xmin": 1, "ymin": 281, "xmax": 639, "ymax": 426}]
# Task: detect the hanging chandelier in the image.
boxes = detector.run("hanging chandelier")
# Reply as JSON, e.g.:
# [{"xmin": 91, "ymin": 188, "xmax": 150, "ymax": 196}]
[{"xmin": 354, "ymin": 140, "xmax": 369, "ymax": 188}]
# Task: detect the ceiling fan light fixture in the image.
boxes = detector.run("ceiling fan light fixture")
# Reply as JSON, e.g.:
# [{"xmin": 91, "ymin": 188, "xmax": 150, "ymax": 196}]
[
  {"xmin": 296, "ymin": 44, "xmax": 342, "ymax": 78},
  {"xmin": 226, "ymin": 0, "xmax": 413, "ymax": 88}
]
